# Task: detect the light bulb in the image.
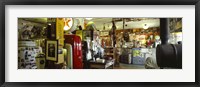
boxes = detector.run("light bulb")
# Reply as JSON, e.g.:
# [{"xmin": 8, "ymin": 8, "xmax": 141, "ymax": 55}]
[
  {"xmin": 143, "ymin": 24, "xmax": 149, "ymax": 29},
  {"xmin": 85, "ymin": 18, "xmax": 93, "ymax": 20}
]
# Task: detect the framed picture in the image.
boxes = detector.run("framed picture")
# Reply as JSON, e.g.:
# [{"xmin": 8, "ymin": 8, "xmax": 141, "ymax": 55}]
[
  {"xmin": 46, "ymin": 40, "xmax": 58, "ymax": 62},
  {"xmin": 1, "ymin": 0, "xmax": 200, "ymax": 87}
]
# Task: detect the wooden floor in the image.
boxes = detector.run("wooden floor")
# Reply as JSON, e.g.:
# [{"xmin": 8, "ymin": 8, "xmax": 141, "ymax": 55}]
[{"xmin": 114, "ymin": 63, "xmax": 145, "ymax": 69}]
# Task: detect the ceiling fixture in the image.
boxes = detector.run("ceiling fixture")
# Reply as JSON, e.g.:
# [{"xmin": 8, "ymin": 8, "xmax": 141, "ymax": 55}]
[
  {"xmin": 143, "ymin": 24, "xmax": 149, "ymax": 29},
  {"xmin": 85, "ymin": 18, "xmax": 93, "ymax": 20}
]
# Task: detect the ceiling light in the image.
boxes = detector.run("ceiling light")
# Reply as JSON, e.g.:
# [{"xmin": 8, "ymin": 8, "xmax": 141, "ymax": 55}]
[
  {"xmin": 143, "ymin": 24, "xmax": 149, "ymax": 29},
  {"xmin": 85, "ymin": 18, "xmax": 93, "ymax": 20}
]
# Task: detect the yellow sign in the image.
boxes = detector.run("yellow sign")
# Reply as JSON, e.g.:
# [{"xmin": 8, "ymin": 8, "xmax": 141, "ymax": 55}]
[
  {"xmin": 56, "ymin": 18, "xmax": 64, "ymax": 46},
  {"xmin": 64, "ymin": 18, "xmax": 73, "ymax": 31}
]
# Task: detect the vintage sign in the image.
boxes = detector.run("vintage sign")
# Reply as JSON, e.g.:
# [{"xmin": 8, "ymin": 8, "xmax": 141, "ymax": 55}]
[{"xmin": 56, "ymin": 18, "xmax": 64, "ymax": 46}]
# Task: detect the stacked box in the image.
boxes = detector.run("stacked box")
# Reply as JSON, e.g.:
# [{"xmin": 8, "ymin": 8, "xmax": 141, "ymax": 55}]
[{"xmin": 132, "ymin": 48, "xmax": 145, "ymax": 65}]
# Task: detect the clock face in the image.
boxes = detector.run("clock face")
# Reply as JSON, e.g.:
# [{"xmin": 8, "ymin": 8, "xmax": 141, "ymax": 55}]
[{"xmin": 64, "ymin": 18, "xmax": 73, "ymax": 31}]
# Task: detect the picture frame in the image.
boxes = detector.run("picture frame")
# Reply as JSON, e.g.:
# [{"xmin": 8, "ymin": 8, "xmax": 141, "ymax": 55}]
[
  {"xmin": 45, "ymin": 40, "xmax": 58, "ymax": 62},
  {"xmin": 0, "ymin": 0, "xmax": 199, "ymax": 87}
]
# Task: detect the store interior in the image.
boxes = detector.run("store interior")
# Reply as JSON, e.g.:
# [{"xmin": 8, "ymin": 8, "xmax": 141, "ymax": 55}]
[{"xmin": 18, "ymin": 18, "xmax": 182, "ymax": 69}]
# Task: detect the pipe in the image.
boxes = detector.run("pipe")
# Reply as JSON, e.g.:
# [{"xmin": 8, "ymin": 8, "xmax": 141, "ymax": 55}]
[
  {"xmin": 112, "ymin": 21, "xmax": 116, "ymax": 47},
  {"xmin": 160, "ymin": 18, "xmax": 169, "ymax": 45}
]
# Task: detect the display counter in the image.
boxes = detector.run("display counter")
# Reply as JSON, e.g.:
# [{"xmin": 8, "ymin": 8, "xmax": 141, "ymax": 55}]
[{"xmin": 119, "ymin": 47, "xmax": 157, "ymax": 65}]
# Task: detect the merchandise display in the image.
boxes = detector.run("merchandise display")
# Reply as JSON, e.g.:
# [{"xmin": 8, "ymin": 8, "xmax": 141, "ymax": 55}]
[
  {"xmin": 18, "ymin": 21, "xmax": 47, "ymax": 40},
  {"xmin": 35, "ymin": 53, "xmax": 45, "ymax": 69},
  {"xmin": 132, "ymin": 48, "xmax": 153, "ymax": 65},
  {"xmin": 18, "ymin": 41, "xmax": 38, "ymax": 69},
  {"xmin": 17, "ymin": 18, "xmax": 182, "ymax": 69},
  {"xmin": 119, "ymin": 48, "xmax": 132, "ymax": 64}
]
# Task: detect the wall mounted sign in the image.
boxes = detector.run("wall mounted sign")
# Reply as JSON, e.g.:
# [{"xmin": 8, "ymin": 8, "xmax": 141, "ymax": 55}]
[
  {"xmin": 46, "ymin": 40, "xmax": 58, "ymax": 62},
  {"xmin": 56, "ymin": 18, "xmax": 65, "ymax": 46},
  {"xmin": 64, "ymin": 18, "xmax": 73, "ymax": 31}
]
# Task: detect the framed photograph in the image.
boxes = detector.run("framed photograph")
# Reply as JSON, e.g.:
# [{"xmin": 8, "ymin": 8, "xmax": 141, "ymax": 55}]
[
  {"xmin": 1, "ymin": 0, "xmax": 200, "ymax": 87},
  {"xmin": 46, "ymin": 40, "xmax": 58, "ymax": 62}
]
